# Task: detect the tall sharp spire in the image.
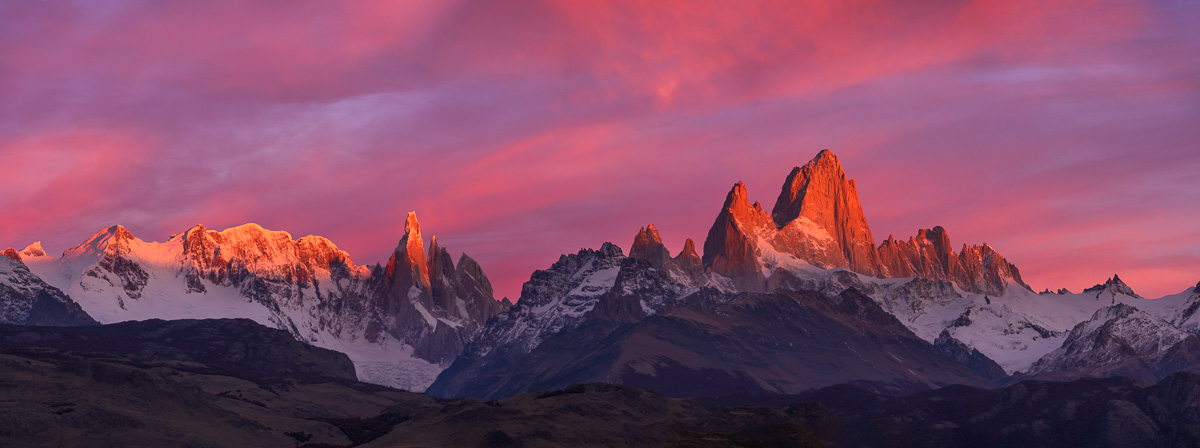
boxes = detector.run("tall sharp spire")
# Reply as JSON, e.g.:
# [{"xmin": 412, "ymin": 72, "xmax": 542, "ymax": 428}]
[
  {"xmin": 770, "ymin": 149, "xmax": 881, "ymax": 276},
  {"xmin": 397, "ymin": 211, "xmax": 431, "ymax": 289}
]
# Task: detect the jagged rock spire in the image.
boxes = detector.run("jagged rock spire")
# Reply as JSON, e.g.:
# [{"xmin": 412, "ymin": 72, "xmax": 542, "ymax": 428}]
[
  {"xmin": 700, "ymin": 149, "xmax": 1027, "ymax": 295},
  {"xmin": 427, "ymin": 234, "xmax": 457, "ymax": 313},
  {"xmin": 376, "ymin": 211, "xmax": 510, "ymax": 364},
  {"xmin": 1, "ymin": 248, "xmax": 20, "ymax": 262},
  {"xmin": 630, "ymin": 224, "xmax": 672, "ymax": 270},
  {"xmin": 392, "ymin": 211, "xmax": 431, "ymax": 290},
  {"xmin": 676, "ymin": 238, "xmax": 700, "ymax": 265},
  {"xmin": 771, "ymin": 149, "xmax": 881, "ymax": 275},
  {"xmin": 703, "ymin": 181, "xmax": 773, "ymax": 291},
  {"xmin": 1084, "ymin": 274, "xmax": 1140, "ymax": 299},
  {"xmin": 877, "ymin": 225, "xmax": 1025, "ymax": 296}
]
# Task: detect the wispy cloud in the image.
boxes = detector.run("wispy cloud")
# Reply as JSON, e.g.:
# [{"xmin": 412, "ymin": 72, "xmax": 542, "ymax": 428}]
[{"xmin": 1, "ymin": 0, "xmax": 1196, "ymax": 299}]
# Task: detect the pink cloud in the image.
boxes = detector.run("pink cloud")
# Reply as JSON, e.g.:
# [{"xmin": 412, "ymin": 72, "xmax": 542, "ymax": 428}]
[{"xmin": 0, "ymin": 0, "xmax": 1196, "ymax": 301}]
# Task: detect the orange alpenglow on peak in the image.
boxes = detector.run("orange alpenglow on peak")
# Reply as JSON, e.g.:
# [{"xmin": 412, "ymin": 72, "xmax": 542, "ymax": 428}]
[
  {"xmin": 700, "ymin": 149, "xmax": 1028, "ymax": 295},
  {"xmin": 678, "ymin": 238, "xmax": 699, "ymax": 261},
  {"xmin": 20, "ymin": 242, "xmax": 46, "ymax": 258},
  {"xmin": 1, "ymin": 248, "xmax": 21, "ymax": 262},
  {"xmin": 627, "ymin": 224, "xmax": 705, "ymax": 284},
  {"xmin": 405, "ymin": 211, "xmax": 421, "ymax": 236},
  {"xmin": 630, "ymin": 223, "xmax": 671, "ymax": 270},
  {"xmin": 771, "ymin": 148, "xmax": 881, "ymax": 276},
  {"xmin": 388, "ymin": 211, "xmax": 431, "ymax": 291}
]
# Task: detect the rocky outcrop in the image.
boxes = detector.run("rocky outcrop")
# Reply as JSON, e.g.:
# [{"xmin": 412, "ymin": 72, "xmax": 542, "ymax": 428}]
[
  {"xmin": 702, "ymin": 182, "xmax": 774, "ymax": 291},
  {"xmin": 675, "ymin": 238, "xmax": 702, "ymax": 271},
  {"xmin": 935, "ymin": 330, "xmax": 1009, "ymax": 383},
  {"xmin": 2, "ymin": 242, "xmax": 46, "ymax": 263},
  {"xmin": 384, "ymin": 212, "xmax": 432, "ymax": 314},
  {"xmin": 1024, "ymin": 304, "xmax": 1194, "ymax": 383},
  {"xmin": 19, "ymin": 242, "xmax": 46, "ymax": 258},
  {"xmin": 376, "ymin": 218, "xmax": 507, "ymax": 364},
  {"xmin": 0, "ymin": 256, "xmax": 97, "ymax": 326},
  {"xmin": 377, "ymin": 213, "xmax": 509, "ymax": 365},
  {"xmin": 772, "ymin": 149, "xmax": 881, "ymax": 275},
  {"xmin": 700, "ymin": 149, "xmax": 1028, "ymax": 295},
  {"xmin": 629, "ymin": 224, "xmax": 671, "ymax": 270},
  {"xmin": 877, "ymin": 227, "xmax": 1026, "ymax": 296},
  {"xmin": 1085, "ymin": 274, "xmax": 1142, "ymax": 300},
  {"xmin": 630, "ymin": 225, "xmax": 706, "ymax": 286}
]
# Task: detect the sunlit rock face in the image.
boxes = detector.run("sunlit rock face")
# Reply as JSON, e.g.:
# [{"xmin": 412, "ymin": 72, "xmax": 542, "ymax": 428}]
[
  {"xmin": 701, "ymin": 149, "xmax": 1027, "ymax": 295},
  {"xmin": 877, "ymin": 226, "xmax": 1026, "ymax": 296},
  {"xmin": 630, "ymin": 224, "xmax": 705, "ymax": 287},
  {"xmin": 771, "ymin": 149, "xmax": 882, "ymax": 276},
  {"xmin": 380, "ymin": 213, "xmax": 511, "ymax": 365}
]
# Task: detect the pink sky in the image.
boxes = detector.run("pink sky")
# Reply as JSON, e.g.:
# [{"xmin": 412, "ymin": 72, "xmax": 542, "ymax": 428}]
[{"xmin": 2, "ymin": 0, "xmax": 1197, "ymax": 300}]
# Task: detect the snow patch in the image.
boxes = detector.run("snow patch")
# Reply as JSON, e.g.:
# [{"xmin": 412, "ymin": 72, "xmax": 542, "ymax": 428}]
[{"xmin": 568, "ymin": 265, "xmax": 620, "ymax": 297}]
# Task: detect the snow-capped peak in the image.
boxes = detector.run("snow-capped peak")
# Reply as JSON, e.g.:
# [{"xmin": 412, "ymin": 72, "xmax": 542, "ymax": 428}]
[
  {"xmin": 1024, "ymin": 303, "xmax": 1189, "ymax": 381},
  {"xmin": 20, "ymin": 242, "xmax": 47, "ymax": 259},
  {"xmin": 1083, "ymin": 274, "xmax": 1141, "ymax": 300}
]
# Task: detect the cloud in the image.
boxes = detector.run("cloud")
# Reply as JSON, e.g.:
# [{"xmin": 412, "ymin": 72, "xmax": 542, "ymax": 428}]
[{"xmin": 0, "ymin": 0, "xmax": 1196, "ymax": 300}]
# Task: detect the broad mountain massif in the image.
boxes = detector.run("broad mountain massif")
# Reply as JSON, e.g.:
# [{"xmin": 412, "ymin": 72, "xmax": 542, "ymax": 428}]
[
  {"xmin": 2, "ymin": 212, "xmax": 508, "ymax": 391},
  {"xmin": 3, "ymin": 149, "xmax": 1199, "ymax": 447}
]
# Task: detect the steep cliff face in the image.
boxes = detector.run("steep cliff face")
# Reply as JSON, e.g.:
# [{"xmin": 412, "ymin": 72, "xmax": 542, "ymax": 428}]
[
  {"xmin": 772, "ymin": 149, "xmax": 881, "ymax": 275},
  {"xmin": 0, "ymin": 256, "xmax": 97, "ymax": 326},
  {"xmin": 379, "ymin": 214, "xmax": 510, "ymax": 365},
  {"xmin": 14, "ymin": 213, "xmax": 507, "ymax": 391},
  {"xmin": 1024, "ymin": 304, "xmax": 1195, "ymax": 383},
  {"xmin": 700, "ymin": 149, "xmax": 1027, "ymax": 295},
  {"xmin": 877, "ymin": 227, "xmax": 1026, "ymax": 296},
  {"xmin": 630, "ymin": 224, "xmax": 705, "ymax": 287},
  {"xmin": 702, "ymin": 182, "xmax": 775, "ymax": 291},
  {"xmin": 429, "ymin": 250, "xmax": 995, "ymax": 400}
]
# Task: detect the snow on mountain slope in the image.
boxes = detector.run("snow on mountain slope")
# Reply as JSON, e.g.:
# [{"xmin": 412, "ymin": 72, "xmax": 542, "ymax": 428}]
[
  {"xmin": 14, "ymin": 216, "xmax": 505, "ymax": 392},
  {"xmin": 1129, "ymin": 282, "xmax": 1200, "ymax": 332},
  {"xmin": 0, "ymin": 255, "xmax": 96, "ymax": 326},
  {"xmin": 24, "ymin": 225, "xmax": 330, "ymax": 327},
  {"xmin": 1024, "ymin": 304, "xmax": 1191, "ymax": 382},
  {"xmin": 749, "ymin": 255, "xmax": 1195, "ymax": 375},
  {"xmin": 468, "ymin": 243, "xmax": 628, "ymax": 357}
]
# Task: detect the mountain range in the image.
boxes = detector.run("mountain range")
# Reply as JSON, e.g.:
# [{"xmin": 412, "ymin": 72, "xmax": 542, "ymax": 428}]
[
  {"xmin": 1, "ymin": 212, "xmax": 508, "ymax": 391},
  {"xmin": 3, "ymin": 149, "xmax": 1198, "ymax": 402}
]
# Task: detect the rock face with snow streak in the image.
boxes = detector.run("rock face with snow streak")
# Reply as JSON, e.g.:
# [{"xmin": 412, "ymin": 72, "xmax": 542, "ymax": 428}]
[
  {"xmin": 877, "ymin": 227, "xmax": 1026, "ymax": 296},
  {"xmin": 429, "ymin": 232, "xmax": 993, "ymax": 400},
  {"xmin": 0, "ymin": 255, "xmax": 97, "ymax": 326},
  {"xmin": 630, "ymin": 224, "xmax": 706, "ymax": 287},
  {"xmin": 430, "ymin": 230, "xmax": 743, "ymax": 398},
  {"xmin": 1084, "ymin": 274, "xmax": 1143, "ymax": 301},
  {"xmin": 702, "ymin": 182, "xmax": 777, "ymax": 291},
  {"xmin": 700, "ymin": 149, "xmax": 1027, "ymax": 295},
  {"xmin": 380, "ymin": 214, "xmax": 510, "ymax": 365},
  {"xmin": 771, "ymin": 149, "xmax": 882, "ymax": 275},
  {"xmin": 1024, "ymin": 304, "xmax": 1198, "ymax": 383},
  {"xmin": 13, "ymin": 213, "xmax": 507, "ymax": 391},
  {"xmin": 934, "ymin": 330, "xmax": 1009, "ymax": 383}
]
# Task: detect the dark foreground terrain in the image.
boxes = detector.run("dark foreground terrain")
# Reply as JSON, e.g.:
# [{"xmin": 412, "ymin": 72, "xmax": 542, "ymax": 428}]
[{"xmin": 3, "ymin": 319, "xmax": 1200, "ymax": 447}]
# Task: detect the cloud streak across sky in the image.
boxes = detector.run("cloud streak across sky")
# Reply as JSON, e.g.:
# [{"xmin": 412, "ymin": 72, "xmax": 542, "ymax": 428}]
[{"xmin": 2, "ymin": 0, "xmax": 1197, "ymax": 299}]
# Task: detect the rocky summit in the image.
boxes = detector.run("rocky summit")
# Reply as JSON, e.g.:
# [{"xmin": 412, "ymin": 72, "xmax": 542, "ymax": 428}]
[{"xmin": 703, "ymin": 149, "xmax": 1027, "ymax": 295}]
